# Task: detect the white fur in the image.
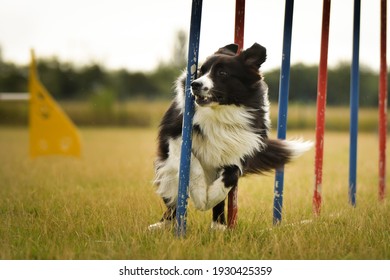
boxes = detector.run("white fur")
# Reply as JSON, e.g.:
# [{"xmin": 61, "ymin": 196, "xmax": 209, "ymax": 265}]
[
  {"xmin": 201, "ymin": 176, "xmax": 232, "ymax": 210},
  {"xmin": 174, "ymin": 71, "xmax": 187, "ymax": 113},
  {"xmin": 193, "ymin": 72, "xmax": 214, "ymax": 94},
  {"xmin": 155, "ymin": 137, "xmax": 235, "ymax": 212},
  {"xmin": 148, "ymin": 220, "xmax": 173, "ymax": 231},
  {"xmin": 154, "ymin": 138, "xmax": 181, "ymax": 207},
  {"xmin": 188, "ymin": 157, "xmax": 232, "ymax": 211},
  {"xmin": 261, "ymin": 81, "xmax": 271, "ymax": 133},
  {"xmin": 192, "ymin": 105, "xmax": 265, "ymax": 170},
  {"xmin": 210, "ymin": 221, "xmax": 227, "ymax": 231},
  {"xmin": 284, "ymin": 139, "xmax": 313, "ymax": 158}
]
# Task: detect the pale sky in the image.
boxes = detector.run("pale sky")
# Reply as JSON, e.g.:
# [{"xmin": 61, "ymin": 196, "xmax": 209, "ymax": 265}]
[{"xmin": 0, "ymin": 0, "xmax": 388, "ymax": 73}]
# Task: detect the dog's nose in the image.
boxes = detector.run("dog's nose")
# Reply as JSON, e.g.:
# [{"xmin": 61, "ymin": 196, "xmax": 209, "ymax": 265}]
[
  {"xmin": 191, "ymin": 81, "xmax": 202, "ymax": 91},
  {"xmin": 191, "ymin": 81, "xmax": 209, "ymax": 93}
]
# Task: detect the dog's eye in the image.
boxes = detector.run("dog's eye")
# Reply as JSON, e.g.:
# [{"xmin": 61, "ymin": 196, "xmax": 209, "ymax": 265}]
[{"xmin": 218, "ymin": 70, "xmax": 229, "ymax": 77}]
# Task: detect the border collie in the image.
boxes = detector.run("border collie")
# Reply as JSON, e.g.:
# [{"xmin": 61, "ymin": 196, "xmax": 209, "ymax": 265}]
[{"xmin": 150, "ymin": 43, "xmax": 312, "ymax": 230}]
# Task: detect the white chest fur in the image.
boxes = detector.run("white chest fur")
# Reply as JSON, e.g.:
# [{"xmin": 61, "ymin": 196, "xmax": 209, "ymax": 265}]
[{"xmin": 192, "ymin": 105, "xmax": 264, "ymax": 172}]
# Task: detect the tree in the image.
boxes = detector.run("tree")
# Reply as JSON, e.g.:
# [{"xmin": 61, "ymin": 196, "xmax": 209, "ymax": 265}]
[{"xmin": 171, "ymin": 29, "xmax": 187, "ymax": 69}]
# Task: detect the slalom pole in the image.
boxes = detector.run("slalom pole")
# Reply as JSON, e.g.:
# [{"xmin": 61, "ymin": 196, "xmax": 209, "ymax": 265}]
[
  {"xmin": 349, "ymin": 0, "xmax": 361, "ymax": 207},
  {"xmin": 379, "ymin": 0, "xmax": 387, "ymax": 201},
  {"xmin": 273, "ymin": 0, "xmax": 294, "ymax": 225},
  {"xmin": 228, "ymin": 0, "xmax": 245, "ymax": 229},
  {"xmin": 313, "ymin": 0, "xmax": 331, "ymax": 216},
  {"xmin": 176, "ymin": 0, "xmax": 203, "ymax": 238},
  {"xmin": 234, "ymin": 0, "xmax": 245, "ymax": 50}
]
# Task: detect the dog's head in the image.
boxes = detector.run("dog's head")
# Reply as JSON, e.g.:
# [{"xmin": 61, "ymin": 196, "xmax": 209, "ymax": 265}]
[{"xmin": 191, "ymin": 43, "xmax": 267, "ymax": 107}]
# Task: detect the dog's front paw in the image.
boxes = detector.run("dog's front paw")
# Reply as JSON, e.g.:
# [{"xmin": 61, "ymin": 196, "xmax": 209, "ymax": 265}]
[
  {"xmin": 221, "ymin": 165, "xmax": 241, "ymax": 188},
  {"xmin": 148, "ymin": 220, "xmax": 173, "ymax": 231},
  {"xmin": 210, "ymin": 221, "xmax": 227, "ymax": 231}
]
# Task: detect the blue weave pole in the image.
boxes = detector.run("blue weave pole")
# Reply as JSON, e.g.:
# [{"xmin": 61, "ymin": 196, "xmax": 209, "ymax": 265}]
[
  {"xmin": 349, "ymin": 0, "xmax": 361, "ymax": 207},
  {"xmin": 273, "ymin": 0, "xmax": 294, "ymax": 225},
  {"xmin": 176, "ymin": 0, "xmax": 203, "ymax": 238}
]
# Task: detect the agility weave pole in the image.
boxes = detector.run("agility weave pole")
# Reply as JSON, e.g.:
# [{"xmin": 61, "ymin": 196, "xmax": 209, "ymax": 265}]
[
  {"xmin": 227, "ymin": 0, "xmax": 246, "ymax": 229},
  {"xmin": 378, "ymin": 0, "xmax": 387, "ymax": 202},
  {"xmin": 176, "ymin": 0, "xmax": 203, "ymax": 238},
  {"xmin": 273, "ymin": 0, "xmax": 294, "ymax": 225},
  {"xmin": 315, "ymin": 0, "xmax": 387, "ymax": 213},
  {"xmin": 313, "ymin": 0, "xmax": 331, "ymax": 216},
  {"xmin": 348, "ymin": 0, "xmax": 361, "ymax": 207}
]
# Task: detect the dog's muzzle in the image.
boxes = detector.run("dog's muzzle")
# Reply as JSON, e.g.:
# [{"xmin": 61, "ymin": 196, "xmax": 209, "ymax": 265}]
[{"xmin": 191, "ymin": 81, "xmax": 214, "ymax": 106}]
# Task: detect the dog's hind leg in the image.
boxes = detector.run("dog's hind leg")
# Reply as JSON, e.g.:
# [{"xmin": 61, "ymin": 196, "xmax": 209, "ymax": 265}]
[
  {"xmin": 211, "ymin": 200, "xmax": 227, "ymax": 230},
  {"xmin": 148, "ymin": 198, "xmax": 177, "ymax": 230},
  {"xmin": 212, "ymin": 200, "xmax": 226, "ymax": 224},
  {"xmin": 151, "ymin": 141, "xmax": 181, "ymax": 230},
  {"xmin": 210, "ymin": 166, "xmax": 240, "ymax": 230},
  {"xmin": 161, "ymin": 197, "xmax": 176, "ymax": 222}
]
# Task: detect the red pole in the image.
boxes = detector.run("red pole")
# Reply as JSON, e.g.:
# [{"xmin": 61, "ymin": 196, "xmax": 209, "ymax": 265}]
[
  {"xmin": 234, "ymin": 0, "xmax": 245, "ymax": 50},
  {"xmin": 313, "ymin": 0, "xmax": 331, "ymax": 215},
  {"xmin": 228, "ymin": 0, "xmax": 245, "ymax": 229},
  {"xmin": 379, "ymin": 0, "xmax": 387, "ymax": 201}
]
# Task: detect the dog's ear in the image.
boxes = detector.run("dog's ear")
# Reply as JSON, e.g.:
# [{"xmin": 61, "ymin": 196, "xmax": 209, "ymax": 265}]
[
  {"xmin": 240, "ymin": 43, "xmax": 267, "ymax": 69},
  {"xmin": 215, "ymin": 44, "xmax": 239, "ymax": 56}
]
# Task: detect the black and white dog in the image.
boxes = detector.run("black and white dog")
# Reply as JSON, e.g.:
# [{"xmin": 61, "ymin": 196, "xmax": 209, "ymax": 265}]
[{"xmin": 150, "ymin": 43, "xmax": 312, "ymax": 230}]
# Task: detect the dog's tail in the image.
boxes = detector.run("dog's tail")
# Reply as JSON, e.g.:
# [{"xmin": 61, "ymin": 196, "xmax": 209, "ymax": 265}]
[{"xmin": 244, "ymin": 138, "xmax": 313, "ymax": 174}]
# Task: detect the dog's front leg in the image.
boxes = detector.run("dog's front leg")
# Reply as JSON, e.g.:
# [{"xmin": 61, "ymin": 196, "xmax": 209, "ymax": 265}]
[
  {"xmin": 188, "ymin": 154, "xmax": 208, "ymax": 210},
  {"xmin": 204, "ymin": 165, "xmax": 240, "ymax": 210},
  {"xmin": 190, "ymin": 164, "xmax": 241, "ymax": 211}
]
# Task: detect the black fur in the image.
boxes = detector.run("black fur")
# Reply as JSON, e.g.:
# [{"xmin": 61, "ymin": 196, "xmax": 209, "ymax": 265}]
[
  {"xmin": 156, "ymin": 103, "xmax": 182, "ymax": 161},
  {"xmin": 212, "ymin": 200, "xmax": 226, "ymax": 224},
  {"xmin": 243, "ymin": 139, "xmax": 294, "ymax": 174},
  {"xmin": 222, "ymin": 165, "xmax": 241, "ymax": 188}
]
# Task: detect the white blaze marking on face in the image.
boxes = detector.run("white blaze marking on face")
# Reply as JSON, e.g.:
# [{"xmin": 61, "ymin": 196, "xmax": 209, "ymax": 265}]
[{"xmin": 193, "ymin": 71, "xmax": 213, "ymax": 94}]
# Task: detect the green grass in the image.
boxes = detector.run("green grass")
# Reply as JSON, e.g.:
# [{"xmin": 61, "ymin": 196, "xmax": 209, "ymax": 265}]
[{"xmin": 0, "ymin": 127, "xmax": 389, "ymax": 259}]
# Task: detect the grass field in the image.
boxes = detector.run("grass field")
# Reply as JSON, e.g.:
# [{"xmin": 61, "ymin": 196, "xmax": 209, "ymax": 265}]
[{"xmin": 0, "ymin": 126, "xmax": 389, "ymax": 260}]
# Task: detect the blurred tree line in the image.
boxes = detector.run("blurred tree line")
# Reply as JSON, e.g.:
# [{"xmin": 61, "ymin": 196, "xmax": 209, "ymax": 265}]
[
  {"xmin": 0, "ymin": 31, "xmax": 387, "ymax": 107},
  {"xmin": 265, "ymin": 62, "xmax": 384, "ymax": 107}
]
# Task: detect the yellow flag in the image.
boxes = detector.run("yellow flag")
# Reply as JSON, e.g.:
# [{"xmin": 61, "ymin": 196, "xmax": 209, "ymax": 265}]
[{"xmin": 29, "ymin": 50, "xmax": 81, "ymax": 158}]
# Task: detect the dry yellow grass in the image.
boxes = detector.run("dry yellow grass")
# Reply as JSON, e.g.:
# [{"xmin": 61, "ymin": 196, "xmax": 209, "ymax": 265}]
[{"xmin": 0, "ymin": 127, "xmax": 389, "ymax": 259}]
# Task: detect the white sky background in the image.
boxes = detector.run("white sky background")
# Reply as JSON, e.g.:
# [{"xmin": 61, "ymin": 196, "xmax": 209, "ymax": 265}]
[{"xmin": 0, "ymin": 0, "xmax": 388, "ymax": 73}]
